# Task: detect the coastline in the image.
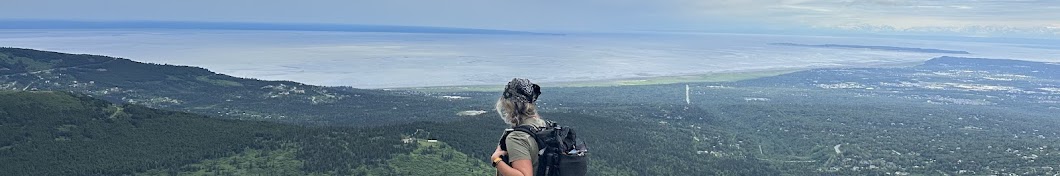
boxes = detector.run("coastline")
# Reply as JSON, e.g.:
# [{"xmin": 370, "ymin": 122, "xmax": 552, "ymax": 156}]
[{"xmin": 389, "ymin": 60, "xmax": 925, "ymax": 93}]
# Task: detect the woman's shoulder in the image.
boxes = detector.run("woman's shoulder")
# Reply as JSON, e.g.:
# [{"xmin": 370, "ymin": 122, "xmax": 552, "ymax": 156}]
[
  {"xmin": 505, "ymin": 131, "xmax": 537, "ymax": 152},
  {"xmin": 504, "ymin": 130, "xmax": 537, "ymax": 145},
  {"xmin": 506, "ymin": 130, "xmax": 533, "ymax": 140}
]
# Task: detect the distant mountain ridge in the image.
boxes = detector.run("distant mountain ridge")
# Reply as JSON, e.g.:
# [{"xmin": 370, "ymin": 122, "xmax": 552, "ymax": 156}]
[
  {"xmin": 0, "ymin": 47, "xmax": 461, "ymax": 126},
  {"xmin": 770, "ymin": 43, "xmax": 970, "ymax": 54},
  {"xmin": 0, "ymin": 20, "xmax": 557, "ymax": 35},
  {"xmin": 744, "ymin": 55, "xmax": 1060, "ymax": 84}
]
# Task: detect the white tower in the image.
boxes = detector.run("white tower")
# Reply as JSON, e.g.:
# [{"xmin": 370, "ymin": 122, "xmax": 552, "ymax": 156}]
[{"xmin": 685, "ymin": 84, "xmax": 691, "ymax": 104}]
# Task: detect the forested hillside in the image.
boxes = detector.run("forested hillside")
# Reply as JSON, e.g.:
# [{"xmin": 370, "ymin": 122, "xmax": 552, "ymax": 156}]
[
  {"xmin": 0, "ymin": 91, "xmax": 492, "ymax": 175},
  {"xmin": 0, "ymin": 48, "xmax": 462, "ymax": 126},
  {"xmin": 0, "ymin": 91, "xmax": 785, "ymax": 175}
]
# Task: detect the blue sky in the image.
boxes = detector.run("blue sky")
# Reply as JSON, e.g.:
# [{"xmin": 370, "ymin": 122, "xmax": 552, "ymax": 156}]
[{"xmin": 1, "ymin": 0, "xmax": 1057, "ymax": 38}]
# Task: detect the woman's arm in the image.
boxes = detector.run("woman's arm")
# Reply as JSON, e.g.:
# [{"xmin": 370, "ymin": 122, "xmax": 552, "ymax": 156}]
[
  {"xmin": 495, "ymin": 159, "xmax": 533, "ymax": 176},
  {"xmin": 492, "ymin": 145, "xmax": 533, "ymax": 176}
]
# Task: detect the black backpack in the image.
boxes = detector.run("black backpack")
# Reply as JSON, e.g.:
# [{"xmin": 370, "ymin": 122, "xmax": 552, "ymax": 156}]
[{"xmin": 500, "ymin": 121, "xmax": 589, "ymax": 176}]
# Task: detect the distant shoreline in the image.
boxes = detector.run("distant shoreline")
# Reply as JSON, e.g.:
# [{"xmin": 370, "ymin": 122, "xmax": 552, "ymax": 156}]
[
  {"xmin": 388, "ymin": 60, "xmax": 925, "ymax": 92},
  {"xmin": 9, "ymin": 29, "xmax": 1049, "ymax": 90}
]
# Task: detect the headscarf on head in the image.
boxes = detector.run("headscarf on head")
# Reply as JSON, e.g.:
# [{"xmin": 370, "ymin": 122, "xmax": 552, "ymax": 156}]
[
  {"xmin": 503, "ymin": 78, "xmax": 541, "ymax": 104},
  {"xmin": 498, "ymin": 78, "xmax": 541, "ymax": 125}
]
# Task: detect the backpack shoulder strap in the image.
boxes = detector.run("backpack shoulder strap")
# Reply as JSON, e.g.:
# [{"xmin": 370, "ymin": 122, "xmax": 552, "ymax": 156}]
[{"xmin": 499, "ymin": 125, "xmax": 539, "ymax": 151}]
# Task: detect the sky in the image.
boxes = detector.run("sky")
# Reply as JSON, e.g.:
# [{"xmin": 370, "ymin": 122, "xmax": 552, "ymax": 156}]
[{"xmin": 1, "ymin": 0, "xmax": 1058, "ymax": 38}]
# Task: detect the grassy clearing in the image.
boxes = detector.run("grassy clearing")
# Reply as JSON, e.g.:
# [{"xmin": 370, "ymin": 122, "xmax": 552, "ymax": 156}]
[
  {"xmin": 196, "ymin": 76, "xmax": 244, "ymax": 87},
  {"xmin": 138, "ymin": 142, "xmax": 306, "ymax": 176},
  {"xmin": 340, "ymin": 139, "xmax": 493, "ymax": 175},
  {"xmin": 135, "ymin": 139, "xmax": 491, "ymax": 176}
]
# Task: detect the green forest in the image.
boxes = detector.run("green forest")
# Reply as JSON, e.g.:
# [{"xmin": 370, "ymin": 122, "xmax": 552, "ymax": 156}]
[{"xmin": 0, "ymin": 91, "xmax": 499, "ymax": 175}]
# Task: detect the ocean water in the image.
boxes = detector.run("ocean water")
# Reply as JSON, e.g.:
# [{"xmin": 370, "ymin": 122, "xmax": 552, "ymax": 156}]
[{"xmin": 1, "ymin": 30, "xmax": 1057, "ymax": 88}]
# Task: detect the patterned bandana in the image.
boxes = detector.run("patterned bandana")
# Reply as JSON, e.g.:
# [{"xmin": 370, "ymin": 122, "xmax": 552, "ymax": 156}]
[{"xmin": 503, "ymin": 78, "xmax": 541, "ymax": 103}]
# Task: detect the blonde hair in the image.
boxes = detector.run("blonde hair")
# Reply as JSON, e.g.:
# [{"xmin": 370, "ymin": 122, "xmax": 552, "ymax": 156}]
[{"xmin": 495, "ymin": 97, "xmax": 538, "ymax": 126}]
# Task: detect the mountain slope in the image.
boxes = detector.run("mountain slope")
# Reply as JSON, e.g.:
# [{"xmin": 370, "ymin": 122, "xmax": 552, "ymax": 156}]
[
  {"xmin": 0, "ymin": 91, "xmax": 495, "ymax": 175},
  {"xmin": 0, "ymin": 47, "xmax": 462, "ymax": 126},
  {"xmin": 0, "ymin": 90, "xmax": 787, "ymax": 175},
  {"xmin": 0, "ymin": 91, "xmax": 294, "ymax": 175}
]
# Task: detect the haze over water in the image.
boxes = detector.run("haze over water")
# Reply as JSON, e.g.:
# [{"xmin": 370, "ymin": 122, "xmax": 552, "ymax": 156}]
[{"xmin": 2, "ymin": 29, "xmax": 1058, "ymax": 88}]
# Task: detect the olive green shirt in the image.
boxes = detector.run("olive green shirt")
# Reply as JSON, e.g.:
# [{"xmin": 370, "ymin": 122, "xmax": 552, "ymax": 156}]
[{"xmin": 504, "ymin": 118, "xmax": 547, "ymax": 169}]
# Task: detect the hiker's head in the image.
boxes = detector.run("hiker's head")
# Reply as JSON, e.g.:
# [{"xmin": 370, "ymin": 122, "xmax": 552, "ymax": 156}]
[{"xmin": 496, "ymin": 78, "xmax": 541, "ymax": 126}]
